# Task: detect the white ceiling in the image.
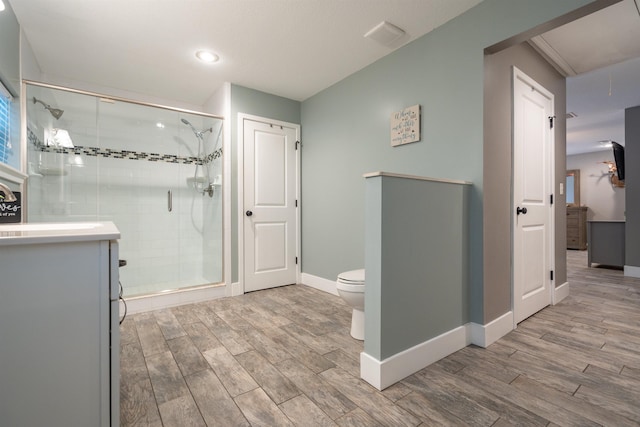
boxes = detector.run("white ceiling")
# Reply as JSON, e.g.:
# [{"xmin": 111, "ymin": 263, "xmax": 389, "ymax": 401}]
[
  {"xmin": 8, "ymin": 0, "xmax": 482, "ymax": 105},
  {"xmin": 531, "ymin": 0, "xmax": 640, "ymax": 155},
  {"xmin": 8, "ymin": 0, "xmax": 640, "ymax": 156}
]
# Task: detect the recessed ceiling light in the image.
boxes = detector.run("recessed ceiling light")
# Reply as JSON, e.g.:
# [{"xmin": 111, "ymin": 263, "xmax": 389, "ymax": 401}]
[
  {"xmin": 156, "ymin": 122, "xmax": 165, "ymax": 129},
  {"xmin": 195, "ymin": 50, "xmax": 219, "ymax": 63}
]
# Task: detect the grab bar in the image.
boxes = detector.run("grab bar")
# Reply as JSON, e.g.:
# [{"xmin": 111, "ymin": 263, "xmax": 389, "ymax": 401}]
[{"xmin": 168, "ymin": 190, "xmax": 172, "ymax": 212}]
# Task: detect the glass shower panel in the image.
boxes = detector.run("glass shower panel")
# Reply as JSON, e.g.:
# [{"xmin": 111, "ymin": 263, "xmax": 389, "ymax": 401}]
[
  {"xmin": 26, "ymin": 85, "xmax": 99, "ymax": 222},
  {"xmin": 25, "ymin": 83, "xmax": 223, "ymax": 298}
]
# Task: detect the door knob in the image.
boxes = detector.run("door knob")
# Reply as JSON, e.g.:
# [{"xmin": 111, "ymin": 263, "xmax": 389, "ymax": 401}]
[
  {"xmin": 246, "ymin": 210, "xmax": 253, "ymax": 217},
  {"xmin": 516, "ymin": 206, "xmax": 528, "ymax": 215}
]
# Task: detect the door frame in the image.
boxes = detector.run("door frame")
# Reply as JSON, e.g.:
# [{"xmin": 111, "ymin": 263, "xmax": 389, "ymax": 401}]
[
  {"xmin": 511, "ymin": 66, "xmax": 556, "ymax": 327},
  {"xmin": 237, "ymin": 113, "xmax": 301, "ymax": 295}
]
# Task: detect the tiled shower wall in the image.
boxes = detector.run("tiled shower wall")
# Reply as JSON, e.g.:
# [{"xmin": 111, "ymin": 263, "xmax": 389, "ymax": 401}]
[{"xmin": 27, "ymin": 131, "xmax": 223, "ymax": 297}]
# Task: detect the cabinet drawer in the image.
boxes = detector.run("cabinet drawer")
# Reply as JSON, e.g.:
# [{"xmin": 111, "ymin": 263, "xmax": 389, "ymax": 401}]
[{"xmin": 567, "ymin": 217, "xmax": 579, "ymax": 227}]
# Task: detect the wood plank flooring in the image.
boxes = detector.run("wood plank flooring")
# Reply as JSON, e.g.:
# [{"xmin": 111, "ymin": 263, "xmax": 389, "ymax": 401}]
[{"xmin": 120, "ymin": 250, "xmax": 640, "ymax": 426}]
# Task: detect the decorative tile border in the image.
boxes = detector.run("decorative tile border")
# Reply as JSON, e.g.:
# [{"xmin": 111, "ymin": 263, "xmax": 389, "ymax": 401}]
[{"xmin": 28, "ymin": 127, "xmax": 222, "ymax": 165}]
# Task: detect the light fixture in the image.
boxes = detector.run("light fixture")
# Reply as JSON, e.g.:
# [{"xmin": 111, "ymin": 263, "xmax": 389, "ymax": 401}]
[
  {"xmin": 598, "ymin": 140, "xmax": 613, "ymax": 148},
  {"xmin": 195, "ymin": 50, "xmax": 219, "ymax": 63},
  {"xmin": 0, "ymin": 1, "xmax": 5, "ymax": 12}
]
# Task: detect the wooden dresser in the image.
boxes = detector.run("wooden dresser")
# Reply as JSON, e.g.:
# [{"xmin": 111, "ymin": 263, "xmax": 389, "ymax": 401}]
[{"xmin": 567, "ymin": 206, "xmax": 588, "ymax": 250}]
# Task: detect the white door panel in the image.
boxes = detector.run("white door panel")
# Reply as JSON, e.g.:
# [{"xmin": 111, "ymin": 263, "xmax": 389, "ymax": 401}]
[
  {"xmin": 244, "ymin": 119, "xmax": 297, "ymax": 292},
  {"xmin": 513, "ymin": 68, "xmax": 554, "ymax": 324}
]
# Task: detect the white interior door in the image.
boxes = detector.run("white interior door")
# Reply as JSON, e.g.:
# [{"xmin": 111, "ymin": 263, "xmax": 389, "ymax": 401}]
[
  {"xmin": 243, "ymin": 119, "xmax": 298, "ymax": 292},
  {"xmin": 513, "ymin": 67, "xmax": 554, "ymax": 324}
]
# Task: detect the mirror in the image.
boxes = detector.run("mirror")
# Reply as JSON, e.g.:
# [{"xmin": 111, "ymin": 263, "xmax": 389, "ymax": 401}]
[{"xmin": 566, "ymin": 169, "xmax": 580, "ymax": 207}]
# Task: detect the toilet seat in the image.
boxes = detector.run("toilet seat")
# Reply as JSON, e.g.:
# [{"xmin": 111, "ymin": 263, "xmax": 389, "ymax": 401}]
[{"xmin": 337, "ymin": 269, "xmax": 365, "ymax": 285}]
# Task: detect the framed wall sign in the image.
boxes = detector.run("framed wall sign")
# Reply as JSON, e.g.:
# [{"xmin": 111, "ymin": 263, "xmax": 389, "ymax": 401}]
[
  {"xmin": 391, "ymin": 104, "xmax": 420, "ymax": 147},
  {"xmin": 0, "ymin": 191, "xmax": 21, "ymax": 223}
]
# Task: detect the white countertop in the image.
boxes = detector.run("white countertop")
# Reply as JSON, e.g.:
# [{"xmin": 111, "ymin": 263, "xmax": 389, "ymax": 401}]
[{"xmin": 0, "ymin": 222, "xmax": 121, "ymax": 246}]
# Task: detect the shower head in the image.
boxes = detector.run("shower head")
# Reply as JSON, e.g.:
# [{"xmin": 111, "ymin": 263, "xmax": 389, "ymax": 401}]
[
  {"xmin": 33, "ymin": 97, "xmax": 64, "ymax": 120},
  {"xmin": 181, "ymin": 118, "xmax": 212, "ymax": 138}
]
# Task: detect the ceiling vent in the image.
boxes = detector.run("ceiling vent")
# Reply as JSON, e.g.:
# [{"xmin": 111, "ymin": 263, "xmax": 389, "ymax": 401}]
[
  {"xmin": 364, "ymin": 21, "xmax": 405, "ymax": 46},
  {"xmin": 566, "ymin": 112, "xmax": 578, "ymax": 119}
]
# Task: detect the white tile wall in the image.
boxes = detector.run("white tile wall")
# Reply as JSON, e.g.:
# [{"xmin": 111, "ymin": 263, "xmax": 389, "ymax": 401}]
[{"xmin": 27, "ymin": 128, "xmax": 223, "ymax": 298}]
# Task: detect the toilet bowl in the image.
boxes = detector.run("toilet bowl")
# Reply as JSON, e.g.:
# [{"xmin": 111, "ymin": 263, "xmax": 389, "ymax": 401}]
[{"xmin": 336, "ymin": 269, "xmax": 365, "ymax": 340}]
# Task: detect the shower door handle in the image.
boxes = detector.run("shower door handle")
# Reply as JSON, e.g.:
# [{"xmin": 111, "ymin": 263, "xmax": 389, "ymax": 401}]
[{"xmin": 168, "ymin": 190, "xmax": 173, "ymax": 212}]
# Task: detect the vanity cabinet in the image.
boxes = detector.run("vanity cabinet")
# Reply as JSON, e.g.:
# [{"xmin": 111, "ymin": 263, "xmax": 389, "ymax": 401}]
[
  {"xmin": 567, "ymin": 206, "xmax": 587, "ymax": 250},
  {"xmin": 0, "ymin": 222, "xmax": 121, "ymax": 427}
]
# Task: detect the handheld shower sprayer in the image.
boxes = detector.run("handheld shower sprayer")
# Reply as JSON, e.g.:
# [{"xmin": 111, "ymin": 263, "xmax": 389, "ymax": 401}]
[
  {"xmin": 33, "ymin": 97, "xmax": 64, "ymax": 120},
  {"xmin": 181, "ymin": 118, "xmax": 212, "ymax": 137},
  {"xmin": 181, "ymin": 117, "xmax": 215, "ymax": 197}
]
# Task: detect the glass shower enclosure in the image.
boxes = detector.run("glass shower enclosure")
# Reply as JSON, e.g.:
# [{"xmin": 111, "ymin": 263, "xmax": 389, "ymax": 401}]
[{"xmin": 25, "ymin": 83, "xmax": 223, "ymax": 297}]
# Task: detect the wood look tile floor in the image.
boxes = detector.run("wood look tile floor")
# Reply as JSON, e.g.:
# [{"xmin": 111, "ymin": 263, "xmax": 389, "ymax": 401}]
[{"xmin": 121, "ymin": 250, "xmax": 640, "ymax": 426}]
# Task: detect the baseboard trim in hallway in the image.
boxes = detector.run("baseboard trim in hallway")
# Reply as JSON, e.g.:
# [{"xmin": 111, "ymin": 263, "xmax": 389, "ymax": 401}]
[
  {"xmin": 553, "ymin": 281, "xmax": 570, "ymax": 304},
  {"xmin": 470, "ymin": 311, "xmax": 514, "ymax": 348},
  {"xmin": 624, "ymin": 264, "xmax": 640, "ymax": 278}
]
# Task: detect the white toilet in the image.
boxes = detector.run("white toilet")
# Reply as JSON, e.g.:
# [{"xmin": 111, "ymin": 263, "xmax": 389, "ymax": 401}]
[{"xmin": 336, "ymin": 269, "xmax": 365, "ymax": 340}]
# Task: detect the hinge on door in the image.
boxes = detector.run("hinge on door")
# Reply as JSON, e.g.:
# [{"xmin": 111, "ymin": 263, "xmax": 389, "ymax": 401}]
[
  {"xmin": 295, "ymin": 257, "xmax": 298, "ymax": 265},
  {"xmin": 550, "ymin": 194, "xmax": 554, "ymax": 205},
  {"xmin": 549, "ymin": 115, "xmax": 555, "ymax": 129},
  {"xmin": 295, "ymin": 140, "xmax": 301, "ymax": 150},
  {"xmin": 295, "ymin": 199, "xmax": 298, "ymax": 207},
  {"xmin": 550, "ymin": 270, "xmax": 554, "ymax": 281}
]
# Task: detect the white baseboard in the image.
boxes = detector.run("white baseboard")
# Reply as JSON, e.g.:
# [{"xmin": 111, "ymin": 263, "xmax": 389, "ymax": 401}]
[
  {"xmin": 360, "ymin": 325, "xmax": 469, "ymax": 390},
  {"xmin": 229, "ymin": 281, "xmax": 243, "ymax": 296},
  {"xmin": 301, "ymin": 273, "xmax": 339, "ymax": 296},
  {"xmin": 123, "ymin": 284, "xmax": 227, "ymax": 315},
  {"xmin": 624, "ymin": 265, "xmax": 640, "ymax": 278},
  {"xmin": 469, "ymin": 311, "xmax": 514, "ymax": 348},
  {"xmin": 553, "ymin": 281, "xmax": 570, "ymax": 304}
]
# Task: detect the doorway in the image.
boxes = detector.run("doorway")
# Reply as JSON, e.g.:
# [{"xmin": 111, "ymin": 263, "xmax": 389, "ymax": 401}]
[
  {"xmin": 512, "ymin": 67, "xmax": 555, "ymax": 324},
  {"xmin": 239, "ymin": 114, "xmax": 300, "ymax": 293}
]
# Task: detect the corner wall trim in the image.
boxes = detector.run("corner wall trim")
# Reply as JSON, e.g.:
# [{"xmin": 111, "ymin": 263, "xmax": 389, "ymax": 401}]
[
  {"xmin": 230, "ymin": 281, "xmax": 243, "ymax": 297},
  {"xmin": 360, "ymin": 324, "xmax": 469, "ymax": 390},
  {"xmin": 301, "ymin": 273, "xmax": 339, "ymax": 296},
  {"xmin": 624, "ymin": 265, "xmax": 640, "ymax": 278},
  {"xmin": 469, "ymin": 311, "xmax": 514, "ymax": 348},
  {"xmin": 553, "ymin": 281, "xmax": 570, "ymax": 304}
]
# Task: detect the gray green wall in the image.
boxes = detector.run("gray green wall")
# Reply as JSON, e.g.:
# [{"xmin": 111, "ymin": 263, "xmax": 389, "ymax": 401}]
[
  {"xmin": 364, "ymin": 175, "xmax": 469, "ymax": 359},
  {"xmin": 483, "ymin": 42, "xmax": 567, "ymax": 323},
  {"xmin": 301, "ymin": 0, "xmax": 605, "ymax": 325},
  {"xmin": 230, "ymin": 84, "xmax": 301, "ymax": 282},
  {"xmin": 625, "ymin": 106, "xmax": 640, "ymax": 269}
]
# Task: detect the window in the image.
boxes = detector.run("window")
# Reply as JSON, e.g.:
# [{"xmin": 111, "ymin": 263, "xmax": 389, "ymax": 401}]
[{"xmin": 0, "ymin": 81, "xmax": 12, "ymax": 164}]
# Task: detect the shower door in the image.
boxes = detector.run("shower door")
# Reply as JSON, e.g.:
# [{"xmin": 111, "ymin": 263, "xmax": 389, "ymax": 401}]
[{"xmin": 25, "ymin": 83, "xmax": 223, "ymax": 297}]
